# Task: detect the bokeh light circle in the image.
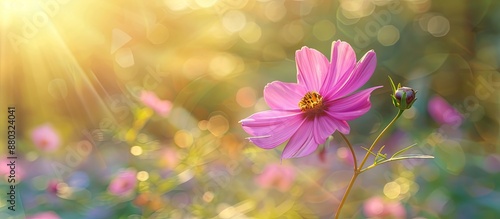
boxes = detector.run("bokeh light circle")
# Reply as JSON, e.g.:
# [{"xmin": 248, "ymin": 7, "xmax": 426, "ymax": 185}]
[
  {"xmin": 377, "ymin": 25, "xmax": 400, "ymax": 46},
  {"xmin": 222, "ymin": 10, "xmax": 247, "ymax": 33},
  {"xmin": 427, "ymin": 15, "xmax": 450, "ymax": 37}
]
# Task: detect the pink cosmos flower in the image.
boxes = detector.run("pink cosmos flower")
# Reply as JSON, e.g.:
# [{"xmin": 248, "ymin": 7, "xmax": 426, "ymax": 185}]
[
  {"xmin": 428, "ymin": 95, "xmax": 463, "ymax": 126},
  {"xmin": 31, "ymin": 124, "xmax": 61, "ymax": 151},
  {"xmin": 255, "ymin": 164, "xmax": 296, "ymax": 192},
  {"xmin": 140, "ymin": 90, "xmax": 172, "ymax": 117},
  {"xmin": 26, "ymin": 211, "xmax": 61, "ymax": 219},
  {"xmin": 108, "ymin": 169, "xmax": 137, "ymax": 196},
  {"xmin": 240, "ymin": 40, "xmax": 381, "ymax": 159},
  {"xmin": 363, "ymin": 196, "xmax": 406, "ymax": 219}
]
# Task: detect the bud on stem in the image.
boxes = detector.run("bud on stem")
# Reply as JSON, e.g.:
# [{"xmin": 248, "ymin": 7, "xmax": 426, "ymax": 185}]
[{"xmin": 388, "ymin": 76, "xmax": 417, "ymax": 110}]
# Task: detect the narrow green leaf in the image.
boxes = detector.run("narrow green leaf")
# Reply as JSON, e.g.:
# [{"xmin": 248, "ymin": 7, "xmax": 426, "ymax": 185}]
[
  {"xmin": 388, "ymin": 76, "xmax": 396, "ymax": 93},
  {"xmin": 374, "ymin": 146, "xmax": 387, "ymax": 163},
  {"xmin": 391, "ymin": 95, "xmax": 398, "ymax": 104},
  {"xmin": 391, "ymin": 143, "xmax": 418, "ymax": 158},
  {"xmin": 379, "ymin": 154, "xmax": 434, "ymax": 165},
  {"xmin": 360, "ymin": 154, "xmax": 434, "ymax": 173},
  {"xmin": 362, "ymin": 146, "xmax": 387, "ymax": 159}
]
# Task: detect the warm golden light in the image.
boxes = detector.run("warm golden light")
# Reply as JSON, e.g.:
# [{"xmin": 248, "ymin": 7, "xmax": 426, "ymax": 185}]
[
  {"xmin": 130, "ymin": 146, "xmax": 143, "ymax": 156},
  {"xmin": 137, "ymin": 171, "xmax": 149, "ymax": 182}
]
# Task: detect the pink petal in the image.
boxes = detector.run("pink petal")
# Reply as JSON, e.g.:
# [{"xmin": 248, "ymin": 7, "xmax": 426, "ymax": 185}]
[
  {"xmin": 328, "ymin": 50, "xmax": 377, "ymax": 98},
  {"xmin": 326, "ymin": 86, "xmax": 382, "ymax": 121},
  {"xmin": 327, "ymin": 117, "xmax": 350, "ymax": 134},
  {"xmin": 282, "ymin": 122, "xmax": 318, "ymax": 159},
  {"xmin": 313, "ymin": 116, "xmax": 339, "ymax": 145},
  {"xmin": 241, "ymin": 110, "xmax": 304, "ymax": 149},
  {"xmin": 264, "ymin": 81, "xmax": 307, "ymax": 110},
  {"xmin": 321, "ymin": 40, "xmax": 356, "ymax": 95},
  {"xmin": 296, "ymin": 47, "xmax": 329, "ymax": 91}
]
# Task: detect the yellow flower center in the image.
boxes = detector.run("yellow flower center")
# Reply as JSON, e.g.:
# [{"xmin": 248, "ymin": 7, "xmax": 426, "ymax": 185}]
[{"xmin": 299, "ymin": 91, "xmax": 324, "ymax": 113}]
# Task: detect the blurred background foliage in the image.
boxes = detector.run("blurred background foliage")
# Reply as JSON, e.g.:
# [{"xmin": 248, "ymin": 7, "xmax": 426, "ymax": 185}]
[{"xmin": 1, "ymin": 0, "xmax": 499, "ymax": 218}]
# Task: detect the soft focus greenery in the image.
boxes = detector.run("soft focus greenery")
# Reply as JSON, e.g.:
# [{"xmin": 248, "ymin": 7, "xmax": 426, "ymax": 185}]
[{"xmin": 1, "ymin": 0, "xmax": 499, "ymax": 218}]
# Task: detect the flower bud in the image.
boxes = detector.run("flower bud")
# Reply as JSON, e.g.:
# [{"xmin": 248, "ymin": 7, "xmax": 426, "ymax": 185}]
[
  {"xmin": 395, "ymin": 87, "xmax": 416, "ymax": 104},
  {"xmin": 392, "ymin": 87, "xmax": 417, "ymax": 110},
  {"xmin": 388, "ymin": 77, "xmax": 417, "ymax": 110}
]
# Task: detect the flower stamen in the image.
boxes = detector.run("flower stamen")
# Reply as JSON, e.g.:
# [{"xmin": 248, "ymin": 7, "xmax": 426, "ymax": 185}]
[{"xmin": 299, "ymin": 91, "xmax": 324, "ymax": 113}]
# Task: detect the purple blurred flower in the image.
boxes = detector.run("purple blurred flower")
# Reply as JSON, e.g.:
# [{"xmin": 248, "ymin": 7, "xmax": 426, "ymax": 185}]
[
  {"xmin": 26, "ymin": 211, "xmax": 61, "ymax": 219},
  {"xmin": 140, "ymin": 90, "xmax": 172, "ymax": 117},
  {"xmin": 31, "ymin": 124, "xmax": 61, "ymax": 151},
  {"xmin": 363, "ymin": 196, "xmax": 406, "ymax": 219},
  {"xmin": 240, "ymin": 40, "xmax": 381, "ymax": 159},
  {"xmin": 255, "ymin": 164, "xmax": 296, "ymax": 192},
  {"xmin": 428, "ymin": 95, "xmax": 463, "ymax": 126},
  {"xmin": 108, "ymin": 169, "xmax": 137, "ymax": 196}
]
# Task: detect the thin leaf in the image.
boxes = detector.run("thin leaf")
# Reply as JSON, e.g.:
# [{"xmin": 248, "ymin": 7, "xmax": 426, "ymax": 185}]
[
  {"xmin": 391, "ymin": 95, "xmax": 398, "ymax": 106},
  {"xmin": 391, "ymin": 143, "xmax": 418, "ymax": 158},
  {"xmin": 378, "ymin": 154, "xmax": 434, "ymax": 165},
  {"xmin": 374, "ymin": 145, "xmax": 387, "ymax": 163},
  {"xmin": 361, "ymin": 154, "xmax": 434, "ymax": 173},
  {"xmin": 388, "ymin": 76, "xmax": 396, "ymax": 93},
  {"xmin": 362, "ymin": 146, "xmax": 387, "ymax": 159}
]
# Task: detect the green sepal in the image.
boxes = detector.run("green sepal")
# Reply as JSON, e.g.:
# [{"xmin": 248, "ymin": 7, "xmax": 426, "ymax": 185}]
[
  {"xmin": 391, "ymin": 95, "xmax": 399, "ymax": 107},
  {"xmin": 388, "ymin": 76, "xmax": 397, "ymax": 93},
  {"xmin": 399, "ymin": 91, "xmax": 407, "ymax": 110}
]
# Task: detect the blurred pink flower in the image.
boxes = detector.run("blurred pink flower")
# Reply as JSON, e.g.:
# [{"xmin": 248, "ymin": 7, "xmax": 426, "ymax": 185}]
[
  {"xmin": 363, "ymin": 196, "xmax": 406, "ymax": 219},
  {"xmin": 46, "ymin": 180, "xmax": 60, "ymax": 195},
  {"xmin": 160, "ymin": 148, "xmax": 180, "ymax": 170},
  {"xmin": 140, "ymin": 90, "xmax": 172, "ymax": 117},
  {"xmin": 108, "ymin": 169, "xmax": 137, "ymax": 196},
  {"xmin": 0, "ymin": 158, "xmax": 25, "ymax": 181},
  {"xmin": 31, "ymin": 124, "xmax": 60, "ymax": 151},
  {"xmin": 428, "ymin": 95, "xmax": 463, "ymax": 126},
  {"xmin": 336, "ymin": 147, "xmax": 355, "ymax": 166},
  {"xmin": 26, "ymin": 211, "xmax": 61, "ymax": 219},
  {"xmin": 255, "ymin": 164, "xmax": 296, "ymax": 192},
  {"xmin": 240, "ymin": 40, "xmax": 381, "ymax": 159}
]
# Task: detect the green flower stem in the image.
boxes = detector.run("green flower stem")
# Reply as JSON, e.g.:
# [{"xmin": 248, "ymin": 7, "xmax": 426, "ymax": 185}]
[
  {"xmin": 334, "ymin": 170, "xmax": 358, "ymax": 219},
  {"xmin": 334, "ymin": 109, "xmax": 404, "ymax": 219},
  {"xmin": 339, "ymin": 133, "xmax": 358, "ymax": 171},
  {"xmin": 357, "ymin": 109, "xmax": 404, "ymax": 171}
]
